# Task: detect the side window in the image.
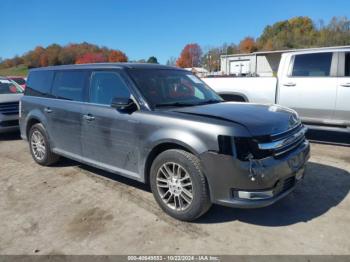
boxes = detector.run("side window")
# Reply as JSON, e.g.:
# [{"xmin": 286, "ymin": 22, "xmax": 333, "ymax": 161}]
[
  {"xmin": 52, "ymin": 71, "xmax": 87, "ymax": 101},
  {"xmin": 90, "ymin": 71, "xmax": 131, "ymax": 105},
  {"xmin": 25, "ymin": 70, "xmax": 54, "ymax": 97},
  {"xmin": 291, "ymin": 53, "xmax": 332, "ymax": 77},
  {"xmin": 345, "ymin": 53, "xmax": 350, "ymax": 77}
]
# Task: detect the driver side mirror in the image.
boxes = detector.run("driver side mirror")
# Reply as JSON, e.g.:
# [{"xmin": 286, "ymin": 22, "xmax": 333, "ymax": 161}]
[{"xmin": 111, "ymin": 97, "xmax": 137, "ymax": 111}]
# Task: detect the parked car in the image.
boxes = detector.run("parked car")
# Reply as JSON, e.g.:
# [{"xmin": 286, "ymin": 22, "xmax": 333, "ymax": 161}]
[
  {"xmin": 0, "ymin": 77, "xmax": 24, "ymax": 133},
  {"xmin": 20, "ymin": 64, "xmax": 310, "ymax": 221},
  {"xmin": 7, "ymin": 76, "xmax": 26, "ymax": 89},
  {"xmin": 203, "ymin": 47, "xmax": 350, "ymax": 133}
]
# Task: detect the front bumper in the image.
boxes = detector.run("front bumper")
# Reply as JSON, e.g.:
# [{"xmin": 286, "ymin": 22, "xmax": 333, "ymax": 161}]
[
  {"xmin": 0, "ymin": 113, "xmax": 19, "ymax": 133},
  {"xmin": 199, "ymin": 140, "xmax": 310, "ymax": 208}
]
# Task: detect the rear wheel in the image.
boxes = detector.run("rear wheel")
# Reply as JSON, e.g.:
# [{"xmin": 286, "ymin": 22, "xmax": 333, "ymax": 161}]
[
  {"xmin": 150, "ymin": 149, "xmax": 211, "ymax": 221},
  {"xmin": 29, "ymin": 123, "xmax": 60, "ymax": 166}
]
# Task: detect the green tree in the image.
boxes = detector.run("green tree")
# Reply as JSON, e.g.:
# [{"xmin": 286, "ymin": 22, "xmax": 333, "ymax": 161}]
[{"xmin": 147, "ymin": 56, "xmax": 158, "ymax": 64}]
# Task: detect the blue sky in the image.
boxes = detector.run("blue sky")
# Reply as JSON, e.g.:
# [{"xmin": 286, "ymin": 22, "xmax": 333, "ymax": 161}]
[{"xmin": 1, "ymin": 0, "xmax": 349, "ymax": 63}]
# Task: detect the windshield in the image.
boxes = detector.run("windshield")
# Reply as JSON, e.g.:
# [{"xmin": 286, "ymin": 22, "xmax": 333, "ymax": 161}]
[
  {"xmin": 127, "ymin": 69, "xmax": 222, "ymax": 108},
  {"xmin": 0, "ymin": 79, "xmax": 24, "ymax": 94},
  {"xmin": 11, "ymin": 77, "xmax": 26, "ymax": 85}
]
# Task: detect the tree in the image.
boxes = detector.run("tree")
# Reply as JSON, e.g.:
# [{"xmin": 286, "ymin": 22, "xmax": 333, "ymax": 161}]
[
  {"xmin": 166, "ymin": 57, "xmax": 176, "ymax": 66},
  {"xmin": 147, "ymin": 56, "xmax": 158, "ymax": 64},
  {"xmin": 257, "ymin": 16, "xmax": 318, "ymax": 50},
  {"xmin": 176, "ymin": 43, "xmax": 202, "ymax": 68},
  {"xmin": 108, "ymin": 50, "xmax": 128, "ymax": 62},
  {"xmin": 239, "ymin": 37, "xmax": 257, "ymax": 53},
  {"xmin": 46, "ymin": 44, "xmax": 62, "ymax": 65},
  {"xmin": 75, "ymin": 53, "xmax": 107, "ymax": 64},
  {"xmin": 39, "ymin": 53, "xmax": 49, "ymax": 67},
  {"xmin": 202, "ymin": 48, "xmax": 222, "ymax": 71}
]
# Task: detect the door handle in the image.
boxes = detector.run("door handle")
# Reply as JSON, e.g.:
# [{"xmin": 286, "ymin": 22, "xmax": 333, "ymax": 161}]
[
  {"xmin": 83, "ymin": 114, "xmax": 95, "ymax": 121},
  {"xmin": 283, "ymin": 82, "xmax": 296, "ymax": 87},
  {"xmin": 340, "ymin": 83, "xmax": 350, "ymax": 87},
  {"xmin": 44, "ymin": 107, "xmax": 52, "ymax": 113}
]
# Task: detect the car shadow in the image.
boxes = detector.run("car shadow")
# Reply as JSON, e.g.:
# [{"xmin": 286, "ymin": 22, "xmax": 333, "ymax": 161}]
[
  {"xmin": 306, "ymin": 129, "xmax": 350, "ymax": 146},
  {"xmin": 0, "ymin": 131, "xmax": 22, "ymax": 141},
  {"xmin": 197, "ymin": 161, "xmax": 350, "ymax": 225},
  {"xmin": 54, "ymin": 158, "xmax": 349, "ymax": 226}
]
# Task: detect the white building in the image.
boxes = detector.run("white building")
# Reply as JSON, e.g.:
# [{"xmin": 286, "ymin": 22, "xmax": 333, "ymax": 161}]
[{"xmin": 220, "ymin": 50, "xmax": 285, "ymax": 77}]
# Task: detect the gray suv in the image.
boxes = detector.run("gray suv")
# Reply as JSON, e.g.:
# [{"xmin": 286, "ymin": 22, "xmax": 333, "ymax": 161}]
[{"xmin": 20, "ymin": 63, "xmax": 310, "ymax": 221}]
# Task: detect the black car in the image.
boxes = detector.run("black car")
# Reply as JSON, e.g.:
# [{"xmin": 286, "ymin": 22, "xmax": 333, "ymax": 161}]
[{"xmin": 19, "ymin": 63, "xmax": 310, "ymax": 221}]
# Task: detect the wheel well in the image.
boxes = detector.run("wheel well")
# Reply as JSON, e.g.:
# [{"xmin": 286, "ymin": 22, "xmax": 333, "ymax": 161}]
[
  {"xmin": 144, "ymin": 143, "xmax": 193, "ymax": 184},
  {"xmin": 26, "ymin": 118, "xmax": 41, "ymax": 138},
  {"xmin": 220, "ymin": 93, "xmax": 247, "ymax": 102}
]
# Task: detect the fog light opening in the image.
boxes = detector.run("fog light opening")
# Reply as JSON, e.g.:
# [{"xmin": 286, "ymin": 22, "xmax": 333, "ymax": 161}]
[{"xmin": 237, "ymin": 190, "xmax": 274, "ymax": 200}]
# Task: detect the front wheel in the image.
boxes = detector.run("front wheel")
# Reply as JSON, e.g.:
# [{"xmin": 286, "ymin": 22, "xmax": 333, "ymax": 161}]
[{"xmin": 150, "ymin": 149, "xmax": 211, "ymax": 221}]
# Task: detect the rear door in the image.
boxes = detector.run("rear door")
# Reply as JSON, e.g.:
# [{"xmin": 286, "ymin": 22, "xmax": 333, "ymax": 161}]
[
  {"xmin": 334, "ymin": 52, "xmax": 350, "ymax": 127},
  {"xmin": 278, "ymin": 52, "xmax": 337, "ymax": 124},
  {"xmin": 48, "ymin": 70, "xmax": 89, "ymax": 156},
  {"xmin": 81, "ymin": 70, "xmax": 140, "ymax": 179}
]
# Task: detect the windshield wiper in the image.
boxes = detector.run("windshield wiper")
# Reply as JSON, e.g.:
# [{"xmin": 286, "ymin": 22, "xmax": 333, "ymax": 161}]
[
  {"xmin": 194, "ymin": 99, "xmax": 222, "ymax": 105},
  {"xmin": 154, "ymin": 102, "xmax": 196, "ymax": 108}
]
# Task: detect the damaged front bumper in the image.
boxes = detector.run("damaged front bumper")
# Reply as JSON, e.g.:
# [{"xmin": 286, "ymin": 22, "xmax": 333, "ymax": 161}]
[{"xmin": 199, "ymin": 140, "xmax": 310, "ymax": 208}]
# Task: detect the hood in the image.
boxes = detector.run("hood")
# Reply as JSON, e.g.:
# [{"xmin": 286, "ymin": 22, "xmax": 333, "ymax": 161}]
[
  {"xmin": 0, "ymin": 94, "xmax": 23, "ymax": 103},
  {"xmin": 171, "ymin": 102, "xmax": 300, "ymax": 136}
]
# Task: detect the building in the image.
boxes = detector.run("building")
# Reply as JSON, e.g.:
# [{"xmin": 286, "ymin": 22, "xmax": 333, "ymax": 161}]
[
  {"xmin": 220, "ymin": 46, "xmax": 350, "ymax": 76},
  {"xmin": 184, "ymin": 67, "xmax": 209, "ymax": 77}
]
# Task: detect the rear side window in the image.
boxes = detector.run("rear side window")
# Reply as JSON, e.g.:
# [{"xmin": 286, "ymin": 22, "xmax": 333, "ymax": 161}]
[
  {"xmin": 345, "ymin": 53, "xmax": 350, "ymax": 77},
  {"xmin": 52, "ymin": 71, "xmax": 88, "ymax": 101},
  {"xmin": 291, "ymin": 53, "xmax": 332, "ymax": 77},
  {"xmin": 90, "ymin": 71, "xmax": 130, "ymax": 105},
  {"xmin": 25, "ymin": 70, "xmax": 54, "ymax": 97}
]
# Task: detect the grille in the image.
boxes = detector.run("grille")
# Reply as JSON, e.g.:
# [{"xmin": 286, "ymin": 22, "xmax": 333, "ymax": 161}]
[
  {"xmin": 0, "ymin": 120, "xmax": 18, "ymax": 127},
  {"xmin": 256, "ymin": 124, "xmax": 307, "ymax": 159},
  {"xmin": 274, "ymin": 176, "xmax": 296, "ymax": 196},
  {"xmin": 0, "ymin": 102, "xmax": 19, "ymax": 115},
  {"xmin": 282, "ymin": 176, "xmax": 296, "ymax": 191}
]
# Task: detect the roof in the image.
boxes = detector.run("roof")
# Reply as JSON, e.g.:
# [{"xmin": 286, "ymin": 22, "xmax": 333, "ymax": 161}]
[
  {"xmin": 30, "ymin": 63, "xmax": 184, "ymax": 72},
  {"xmin": 221, "ymin": 45, "xmax": 350, "ymax": 58}
]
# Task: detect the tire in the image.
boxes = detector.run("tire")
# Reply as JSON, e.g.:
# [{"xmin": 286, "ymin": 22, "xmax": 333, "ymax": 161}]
[
  {"xmin": 150, "ymin": 149, "xmax": 211, "ymax": 221},
  {"xmin": 28, "ymin": 123, "xmax": 60, "ymax": 166}
]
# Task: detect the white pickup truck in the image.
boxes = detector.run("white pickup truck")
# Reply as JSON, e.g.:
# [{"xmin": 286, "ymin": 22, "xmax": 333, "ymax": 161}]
[{"xmin": 202, "ymin": 47, "xmax": 350, "ymax": 132}]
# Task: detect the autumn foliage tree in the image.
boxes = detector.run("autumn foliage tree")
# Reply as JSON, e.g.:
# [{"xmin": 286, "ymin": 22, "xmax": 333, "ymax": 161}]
[
  {"xmin": 176, "ymin": 43, "xmax": 202, "ymax": 68},
  {"xmin": 108, "ymin": 50, "xmax": 128, "ymax": 62},
  {"xmin": 0, "ymin": 42, "xmax": 129, "ymax": 69},
  {"xmin": 75, "ymin": 53, "xmax": 107, "ymax": 64},
  {"xmin": 239, "ymin": 37, "xmax": 258, "ymax": 53}
]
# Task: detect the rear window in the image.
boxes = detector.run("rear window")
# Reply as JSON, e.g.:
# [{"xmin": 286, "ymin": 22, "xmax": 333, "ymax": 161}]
[
  {"xmin": 51, "ymin": 71, "xmax": 88, "ymax": 101},
  {"xmin": 291, "ymin": 53, "xmax": 332, "ymax": 77},
  {"xmin": 26, "ymin": 70, "xmax": 54, "ymax": 97}
]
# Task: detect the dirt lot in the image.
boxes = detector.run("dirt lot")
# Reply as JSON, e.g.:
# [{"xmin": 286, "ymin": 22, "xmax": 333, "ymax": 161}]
[{"xmin": 0, "ymin": 131, "xmax": 349, "ymax": 255}]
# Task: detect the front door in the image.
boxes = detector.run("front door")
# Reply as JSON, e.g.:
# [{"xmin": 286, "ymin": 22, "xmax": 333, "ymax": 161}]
[
  {"xmin": 81, "ymin": 70, "xmax": 140, "ymax": 179},
  {"xmin": 334, "ymin": 52, "xmax": 350, "ymax": 127},
  {"xmin": 278, "ymin": 52, "xmax": 338, "ymax": 124}
]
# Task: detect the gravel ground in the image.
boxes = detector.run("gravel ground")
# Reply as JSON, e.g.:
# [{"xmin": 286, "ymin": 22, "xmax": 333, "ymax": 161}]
[{"xmin": 0, "ymin": 131, "xmax": 349, "ymax": 255}]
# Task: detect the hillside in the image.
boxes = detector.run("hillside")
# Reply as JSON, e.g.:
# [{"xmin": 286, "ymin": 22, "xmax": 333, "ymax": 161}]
[{"xmin": 0, "ymin": 64, "xmax": 28, "ymax": 77}]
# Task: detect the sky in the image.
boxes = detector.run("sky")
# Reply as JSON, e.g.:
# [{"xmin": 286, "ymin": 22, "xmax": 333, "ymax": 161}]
[{"xmin": 1, "ymin": 0, "xmax": 349, "ymax": 64}]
